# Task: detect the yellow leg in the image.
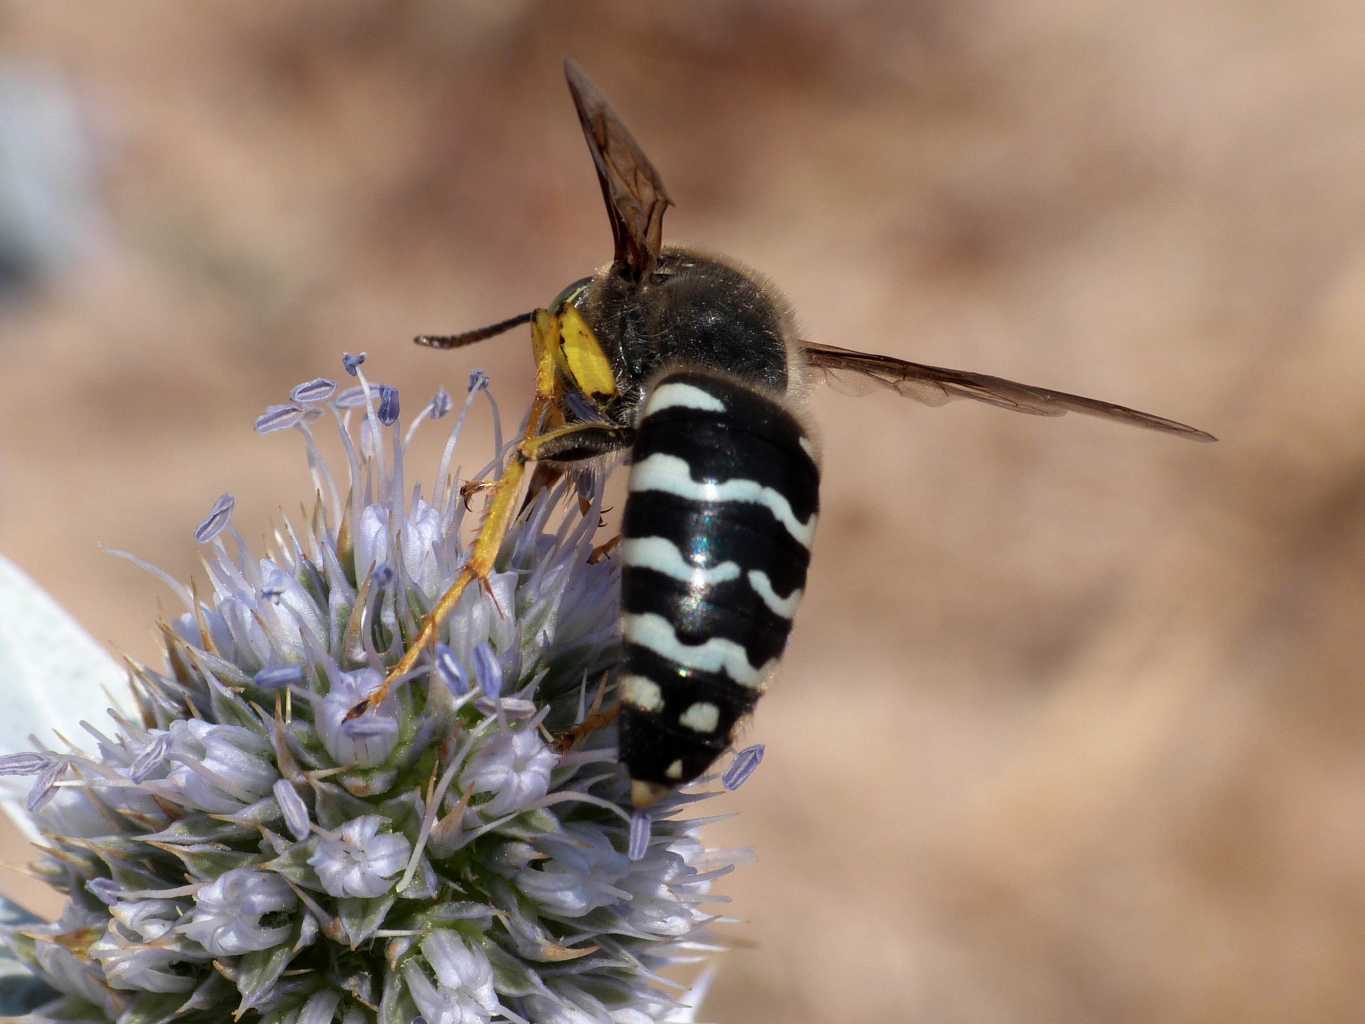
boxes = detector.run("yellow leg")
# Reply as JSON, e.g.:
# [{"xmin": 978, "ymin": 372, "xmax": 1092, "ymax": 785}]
[
  {"xmin": 355, "ymin": 453, "xmax": 533, "ymax": 713},
  {"xmin": 349, "ymin": 307, "xmax": 630, "ymax": 720},
  {"xmin": 349, "ymin": 310, "xmax": 560, "ymax": 718},
  {"xmin": 349, "ymin": 311, "xmax": 630, "ymax": 718},
  {"xmin": 348, "ymin": 419, "xmax": 627, "ymax": 717}
]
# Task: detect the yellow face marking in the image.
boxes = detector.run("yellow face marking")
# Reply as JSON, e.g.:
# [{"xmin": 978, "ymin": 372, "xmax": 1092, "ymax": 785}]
[
  {"xmin": 558, "ymin": 305, "xmax": 618, "ymax": 403},
  {"xmin": 531, "ymin": 309, "xmax": 563, "ymax": 398}
]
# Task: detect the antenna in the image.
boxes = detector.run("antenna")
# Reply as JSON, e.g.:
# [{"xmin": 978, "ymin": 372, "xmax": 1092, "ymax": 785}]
[{"xmin": 414, "ymin": 311, "xmax": 535, "ymax": 350}]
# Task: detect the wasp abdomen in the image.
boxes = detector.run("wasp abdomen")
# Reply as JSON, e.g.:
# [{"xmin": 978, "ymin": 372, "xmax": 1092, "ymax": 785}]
[{"xmin": 617, "ymin": 371, "xmax": 820, "ymax": 793}]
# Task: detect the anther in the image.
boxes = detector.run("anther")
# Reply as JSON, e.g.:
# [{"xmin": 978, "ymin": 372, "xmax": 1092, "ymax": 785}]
[
  {"xmin": 290, "ymin": 377, "xmax": 337, "ymax": 404},
  {"xmin": 255, "ymin": 666, "xmax": 305, "ymax": 690},
  {"xmin": 0, "ymin": 752, "xmax": 51, "ymax": 776},
  {"xmin": 334, "ymin": 386, "xmax": 367, "ymax": 409},
  {"xmin": 194, "ymin": 493, "xmax": 236, "ymax": 544},
  {"xmin": 255, "ymin": 403, "xmax": 305, "ymax": 434},
  {"xmin": 377, "ymin": 385, "xmax": 400, "ymax": 426},
  {"xmin": 628, "ymin": 810, "xmax": 651, "ymax": 862},
  {"xmin": 435, "ymin": 644, "xmax": 467, "ymax": 696},
  {"xmin": 722, "ymin": 744, "xmax": 765, "ymax": 791},
  {"xmin": 473, "ymin": 643, "xmax": 502, "ymax": 699},
  {"xmin": 430, "ymin": 388, "xmax": 453, "ymax": 420}
]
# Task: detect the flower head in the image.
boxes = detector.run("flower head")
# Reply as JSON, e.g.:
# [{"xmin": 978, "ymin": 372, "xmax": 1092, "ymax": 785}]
[{"xmin": 0, "ymin": 358, "xmax": 747, "ymax": 1023}]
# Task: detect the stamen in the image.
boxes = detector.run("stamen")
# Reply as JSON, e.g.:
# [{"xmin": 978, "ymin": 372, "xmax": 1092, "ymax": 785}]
[
  {"xmin": 294, "ymin": 420, "xmax": 342, "ymax": 533},
  {"xmin": 254, "ymin": 666, "xmax": 305, "ymax": 690},
  {"xmin": 434, "ymin": 376, "xmax": 487, "ymax": 511},
  {"xmin": 333, "ymin": 386, "xmax": 367, "ymax": 409},
  {"xmin": 0, "ymin": 752, "xmax": 51, "ymax": 776},
  {"xmin": 27, "ymin": 758, "xmax": 65, "ymax": 811},
  {"xmin": 435, "ymin": 643, "xmax": 467, "ymax": 696},
  {"xmin": 722, "ymin": 744, "xmax": 765, "ymax": 791},
  {"xmin": 344, "ymin": 716, "xmax": 397, "ymax": 740},
  {"xmin": 473, "ymin": 643, "xmax": 502, "ymax": 699},
  {"xmin": 468, "ymin": 369, "xmax": 489, "ymax": 394},
  {"xmin": 628, "ymin": 810, "xmax": 651, "ymax": 862},
  {"xmin": 430, "ymin": 388, "xmax": 453, "ymax": 420},
  {"xmin": 371, "ymin": 564, "xmax": 395, "ymax": 589},
  {"xmin": 194, "ymin": 493, "xmax": 236, "ymax": 544},
  {"xmin": 342, "ymin": 352, "xmax": 366, "ymax": 376},
  {"xmin": 290, "ymin": 378, "xmax": 337, "ymax": 404},
  {"xmin": 255, "ymin": 403, "xmax": 306, "ymax": 434},
  {"xmin": 377, "ymin": 385, "xmax": 400, "ymax": 427}
]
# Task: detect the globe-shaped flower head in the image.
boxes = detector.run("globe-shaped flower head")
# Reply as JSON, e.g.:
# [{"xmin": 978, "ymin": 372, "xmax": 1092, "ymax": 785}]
[{"xmin": 0, "ymin": 355, "xmax": 761, "ymax": 1023}]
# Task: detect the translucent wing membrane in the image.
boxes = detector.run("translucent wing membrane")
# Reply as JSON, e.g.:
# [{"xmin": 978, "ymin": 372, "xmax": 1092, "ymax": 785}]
[
  {"xmin": 564, "ymin": 58, "xmax": 673, "ymax": 280},
  {"xmin": 802, "ymin": 341, "xmax": 1216, "ymax": 441}
]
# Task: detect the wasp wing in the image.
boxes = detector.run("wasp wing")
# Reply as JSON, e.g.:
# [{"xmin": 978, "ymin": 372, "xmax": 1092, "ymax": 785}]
[
  {"xmin": 802, "ymin": 341, "xmax": 1216, "ymax": 442},
  {"xmin": 564, "ymin": 59, "xmax": 672, "ymax": 281}
]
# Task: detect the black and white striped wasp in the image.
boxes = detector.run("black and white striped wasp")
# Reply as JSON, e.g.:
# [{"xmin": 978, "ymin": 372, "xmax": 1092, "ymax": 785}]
[{"xmin": 356, "ymin": 60, "xmax": 1214, "ymax": 807}]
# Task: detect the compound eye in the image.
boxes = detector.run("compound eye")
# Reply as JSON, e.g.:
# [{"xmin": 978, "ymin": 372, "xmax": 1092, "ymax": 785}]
[{"xmin": 551, "ymin": 276, "xmax": 594, "ymax": 312}]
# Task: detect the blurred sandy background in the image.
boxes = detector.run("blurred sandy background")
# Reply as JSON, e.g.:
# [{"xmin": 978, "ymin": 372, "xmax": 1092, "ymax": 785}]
[{"xmin": 3, "ymin": 2, "xmax": 1365, "ymax": 1021}]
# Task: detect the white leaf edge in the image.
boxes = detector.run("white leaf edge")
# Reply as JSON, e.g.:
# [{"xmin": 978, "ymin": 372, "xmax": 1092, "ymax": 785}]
[{"xmin": 0, "ymin": 554, "xmax": 130, "ymax": 840}]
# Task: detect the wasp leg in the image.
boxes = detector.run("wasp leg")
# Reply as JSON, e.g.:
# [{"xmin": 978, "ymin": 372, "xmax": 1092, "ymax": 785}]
[
  {"xmin": 523, "ymin": 463, "xmax": 565, "ymax": 513},
  {"xmin": 460, "ymin": 477, "xmax": 498, "ymax": 511},
  {"xmin": 553, "ymin": 673, "xmax": 620, "ymax": 754},
  {"xmin": 588, "ymin": 534, "xmax": 622, "ymax": 564},
  {"xmin": 348, "ymin": 419, "xmax": 633, "ymax": 718},
  {"xmin": 553, "ymin": 704, "xmax": 621, "ymax": 754}
]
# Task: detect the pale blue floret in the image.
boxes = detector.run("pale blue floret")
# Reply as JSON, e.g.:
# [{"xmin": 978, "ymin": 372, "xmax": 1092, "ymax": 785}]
[
  {"xmin": 462, "ymin": 726, "xmax": 557, "ymax": 818},
  {"xmin": 179, "ymin": 869, "xmax": 298, "ymax": 956},
  {"xmin": 399, "ymin": 931, "xmax": 498, "ymax": 1024},
  {"xmin": 312, "ymin": 668, "xmax": 400, "ymax": 768},
  {"xmin": 307, "ymin": 815, "xmax": 411, "ymax": 898}
]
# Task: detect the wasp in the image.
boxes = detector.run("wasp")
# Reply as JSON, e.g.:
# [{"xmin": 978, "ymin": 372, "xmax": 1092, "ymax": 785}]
[{"xmin": 354, "ymin": 60, "xmax": 1214, "ymax": 808}]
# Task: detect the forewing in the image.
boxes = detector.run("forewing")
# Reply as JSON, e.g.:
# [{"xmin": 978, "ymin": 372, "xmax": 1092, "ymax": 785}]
[
  {"xmin": 564, "ymin": 59, "xmax": 673, "ymax": 279},
  {"xmin": 802, "ymin": 341, "xmax": 1216, "ymax": 441}
]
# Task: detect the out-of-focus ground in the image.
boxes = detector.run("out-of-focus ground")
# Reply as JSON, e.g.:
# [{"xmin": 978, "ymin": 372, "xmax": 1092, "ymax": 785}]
[{"xmin": 3, "ymin": 2, "xmax": 1364, "ymax": 1021}]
